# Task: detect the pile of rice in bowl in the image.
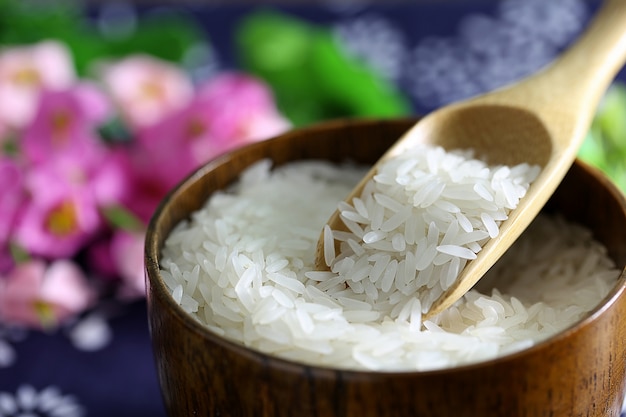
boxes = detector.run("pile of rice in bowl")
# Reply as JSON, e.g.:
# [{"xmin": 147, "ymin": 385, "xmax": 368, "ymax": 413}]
[{"xmin": 159, "ymin": 145, "xmax": 621, "ymax": 371}]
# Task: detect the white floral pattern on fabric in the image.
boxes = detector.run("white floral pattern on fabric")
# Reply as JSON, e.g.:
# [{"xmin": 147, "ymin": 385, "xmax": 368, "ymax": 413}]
[
  {"xmin": 330, "ymin": 0, "xmax": 588, "ymax": 110},
  {"xmin": 0, "ymin": 385, "xmax": 84, "ymax": 417},
  {"xmin": 65, "ymin": 313, "xmax": 112, "ymax": 352},
  {"xmin": 0, "ymin": 340, "xmax": 15, "ymax": 369},
  {"xmin": 333, "ymin": 14, "xmax": 409, "ymax": 82},
  {"xmin": 0, "ymin": 326, "xmax": 26, "ymax": 369},
  {"xmin": 0, "ymin": 309, "xmax": 114, "ymax": 369},
  {"xmin": 404, "ymin": 0, "xmax": 588, "ymax": 108}
]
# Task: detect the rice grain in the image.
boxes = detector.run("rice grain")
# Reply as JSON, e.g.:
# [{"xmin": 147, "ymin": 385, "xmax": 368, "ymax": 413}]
[{"xmin": 160, "ymin": 152, "xmax": 619, "ymax": 372}]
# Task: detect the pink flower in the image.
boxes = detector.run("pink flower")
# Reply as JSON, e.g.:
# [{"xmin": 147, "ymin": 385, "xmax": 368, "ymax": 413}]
[
  {"xmin": 20, "ymin": 85, "xmax": 110, "ymax": 165},
  {"xmin": 98, "ymin": 55, "xmax": 193, "ymax": 128},
  {"xmin": 26, "ymin": 149, "xmax": 131, "ymax": 209},
  {"xmin": 0, "ymin": 158, "xmax": 25, "ymax": 274},
  {"xmin": 0, "ymin": 41, "xmax": 75, "ymax": 128},
  {"xmin": 0, "ymin": 158, "xmax": 24, "ymax": 244},
  {"xmin": 0, "ymin": 259, "xmax": 94, "ymax": 329},
  {"xmin": 109, "ymin": 230, "xmax": 146, "ymax": 299},
  {"xmin": 122, "ymin": 163, "xmax": 169, "ymax": 224},
  {"xmin": 13, "ymin": 82, "xmax": 128, "ymax": 258},
  {"xmin": 133, "ymin": 72, "xmax": 290, "ymax": 192},
  {"xmin": 86, "ymin": 230, "xmax": 145, "ymax": 299},
  {"xmin": 134, "ymin": 99, "xmax": 223, "ymax": 190},
  {"xmin": 13, "ymin": 148, "xmax": 131, "ymax": 259},
  {"xmin": 0, "ymin": 247, "xmax": 14, "ymax": 275},
  {"xmin": 198, "ymin": 73, "xmax": 290, "ymax": 142},
  {"xmin": 86, "ymin": 238, "xmax": 120, "ymax": 281},
  {"xmin": 13, "ymin": 189, "xmax": 101, "ymax": 259}
]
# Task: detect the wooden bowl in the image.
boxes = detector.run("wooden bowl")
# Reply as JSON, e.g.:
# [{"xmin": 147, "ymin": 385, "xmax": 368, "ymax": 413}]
[{"xmin": 145, "ymin": 118, "xmax": 626, "ymax": 417}]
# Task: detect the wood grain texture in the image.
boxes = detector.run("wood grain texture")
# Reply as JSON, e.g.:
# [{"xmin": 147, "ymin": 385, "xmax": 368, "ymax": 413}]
[{"xmin": 145, "ymin": 118, "xmax": 626, "ymax": 417}]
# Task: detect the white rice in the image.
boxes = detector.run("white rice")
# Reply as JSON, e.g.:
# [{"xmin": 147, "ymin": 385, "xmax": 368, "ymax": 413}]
[
  {"xmin": 160, "ymin": 147, "xmax": 621, "ymax": 371},
  {"xmin": 323, "ymin": 144, "xmax": 540, "ymax": 315}
]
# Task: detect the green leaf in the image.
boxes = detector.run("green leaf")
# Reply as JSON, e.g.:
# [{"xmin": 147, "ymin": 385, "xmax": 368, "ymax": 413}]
[
  {"xmin": 0, "ymin": 0, "xmax": 107, "ymax": 75},
  {"xmin": 236, "ymin": 10, "xmax": 325, "ymax": 125},
  {"xmin": 595, "ymin": 83, "xmax": 626, "ymax": 150},
  {"xmin": 578, "ymin": 131, "xmax": 607, "ymax": 170},
  {"xmin": 309, "ymin": 31, "xmax": 412, "ymax": 118},
  {"xmin": 102, "ymin": 205, "xmax": 145, "ymax": 231},
  {"xmin": 98, "ymin": 117, "xmax": 133, "ymax": 144},
  {"xmin": 102, "ymin": 11, "xmax": 206, "ymax": 65},
  {"xmin": 235, "ymin": 10, "xmax": 411, "ymax": 125},
  {"xmin": 0, "ymin": 0, "xmax": 208, "ymax": 75},
  {"xmin": 9, "ymin": 242, "xmax": 30, "ymax": 264},
  {"xmin": 2, "ymin": 135, "xmax": 18, "ymax": 156},
  {"xmin": 584, "ymin": 81, "xmax": 626, "ymax": 194}
]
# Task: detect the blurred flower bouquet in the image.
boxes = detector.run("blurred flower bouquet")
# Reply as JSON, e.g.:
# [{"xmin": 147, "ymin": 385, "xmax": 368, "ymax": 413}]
[
  {"xmin": 0, "ymin": 1, "xmax": 416, "ymax": 346},
  {"xmin": 579, "ymin": 83, "xmax": 626, "ymax": 191},
  {"xmin": 0, "ymin": 37, "xmax": 290, "ymax": 335}
]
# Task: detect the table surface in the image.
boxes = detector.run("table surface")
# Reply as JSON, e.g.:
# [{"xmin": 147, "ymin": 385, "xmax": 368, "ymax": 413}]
[{"xmin": 2, "ymin": 1, "xmax": 625, "ymax": 416}]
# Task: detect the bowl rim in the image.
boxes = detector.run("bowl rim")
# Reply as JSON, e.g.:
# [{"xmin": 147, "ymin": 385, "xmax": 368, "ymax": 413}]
[{"xmin": 144, "ymin": 119, "xmax": 626, "ymax": 376}]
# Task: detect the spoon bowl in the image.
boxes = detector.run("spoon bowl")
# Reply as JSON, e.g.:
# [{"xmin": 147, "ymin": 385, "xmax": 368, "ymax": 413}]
[
  {"xmin": 315, "ymin": 0, "xmax": 626, "ymax": 317},
  {"xmin": 404, "ymin": 105, "xmax": 552, "ymax": 167}
]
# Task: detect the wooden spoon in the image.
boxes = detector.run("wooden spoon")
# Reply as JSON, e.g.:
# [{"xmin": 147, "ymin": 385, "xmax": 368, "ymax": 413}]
[{"xmin": 314, "ymin": 0, "xmax": 626, "ymax": 318}]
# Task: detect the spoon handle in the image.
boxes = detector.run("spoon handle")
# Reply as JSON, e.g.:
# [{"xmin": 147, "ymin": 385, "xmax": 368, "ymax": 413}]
[{"xmin": 551, "ymin": 0, "xmax": 626, "ymax": 107}]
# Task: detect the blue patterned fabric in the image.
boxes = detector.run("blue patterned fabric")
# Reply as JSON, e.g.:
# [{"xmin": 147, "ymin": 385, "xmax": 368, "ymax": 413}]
[{"xmin": 2, "ymin": 1, "xmax": 625, "ymax": 416}]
